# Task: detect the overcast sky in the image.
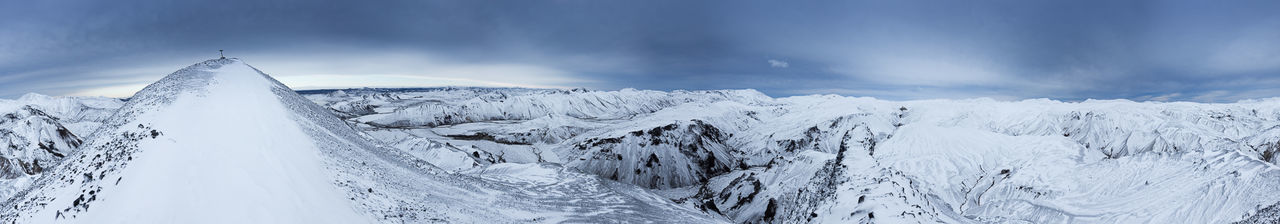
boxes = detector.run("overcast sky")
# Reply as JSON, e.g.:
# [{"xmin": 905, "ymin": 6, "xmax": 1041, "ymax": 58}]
[{"xmin": 3, "ymin": 0, "xmax": 1279, "ymax": 102}]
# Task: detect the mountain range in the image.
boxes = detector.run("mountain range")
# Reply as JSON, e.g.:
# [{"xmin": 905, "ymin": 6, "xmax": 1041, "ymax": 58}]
[{"xmin": 1, "ymin": 59, "xmax": 1278, "ymax": 223}]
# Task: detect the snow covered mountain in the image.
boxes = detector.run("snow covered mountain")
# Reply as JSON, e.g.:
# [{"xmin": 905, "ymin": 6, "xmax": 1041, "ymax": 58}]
[
  {"xmin": 2, "ymin": 58, "xmax": 1278, "ymax": 223},
  {"xmin": 307, "ymin": 87, "xmax": 1280, "ymax": 223},
  {"xmin": 0, "ymin": 59, "xmax": 722, "ymax": 223},
  {"xmin": 0, "ymin": 95, "xmax": 121, "ymax": 202},
  {"xmin": 0, "ymin": 94, "xmax": 122, "ymax": 135}
]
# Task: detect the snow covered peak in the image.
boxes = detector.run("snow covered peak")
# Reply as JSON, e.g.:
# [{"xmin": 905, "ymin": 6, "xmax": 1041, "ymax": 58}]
[
  {"xmin": 130, "ymin": 58, "xmax": 242, "ymax": 97},
  {"xmin": 16, "ymin": 93, "xmax": 52, "ymax": 102}
]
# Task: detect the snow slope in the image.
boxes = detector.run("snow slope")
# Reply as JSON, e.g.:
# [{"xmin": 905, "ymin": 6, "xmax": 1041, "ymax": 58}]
[{"xmin": 0, "ymin": 59, "xmax": 723, "ymax": 223}]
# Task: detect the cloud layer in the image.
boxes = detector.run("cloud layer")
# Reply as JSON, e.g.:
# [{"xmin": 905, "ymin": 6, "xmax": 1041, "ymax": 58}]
[{"xmin": 2, "ymin": 0, "xmax": 1278, "ymax": 102}]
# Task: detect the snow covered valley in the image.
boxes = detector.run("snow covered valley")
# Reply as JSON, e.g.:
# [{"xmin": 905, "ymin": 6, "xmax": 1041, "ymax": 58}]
[{"xmin": 2, "ymin": 58, "xmax": 1279, "ymax": 223}]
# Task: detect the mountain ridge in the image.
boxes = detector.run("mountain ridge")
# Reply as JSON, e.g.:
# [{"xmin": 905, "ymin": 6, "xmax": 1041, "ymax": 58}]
[{"xmin": 0, "ymin": 59, "xmax": 723, "ymax": 223}]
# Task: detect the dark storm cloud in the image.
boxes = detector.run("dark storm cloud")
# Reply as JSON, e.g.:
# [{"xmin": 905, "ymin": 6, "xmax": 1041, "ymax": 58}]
[{"xmin": 2, "ymin": 0, "xmax": 1278, "ymax": 102}]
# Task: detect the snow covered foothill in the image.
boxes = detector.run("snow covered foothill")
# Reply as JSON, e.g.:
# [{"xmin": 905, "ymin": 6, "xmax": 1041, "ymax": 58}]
[
  {"xmin": 550, "ymin": 101, "xmax": 761, "ymax": 190},
  {"xmin": 432, "ymin": 114, "xmax": 607, "ymax": 145},
  {"xmin": 2, "ymin": 94, "xmax": 122, "ymax": 135},
  {"xmin": 0, "ymin": 106, "xmax": 82, "ymax": 202},
  {"xmin": 696, "ymin": 150, "xmax": 835, "ymax": 222},
  {"xmin": 307, "ymin": 86, "xmax": 773, "ymax": 128},
  {"xmin": 0, "ymin": 95, "xmax": 122, "ymax": 203}
]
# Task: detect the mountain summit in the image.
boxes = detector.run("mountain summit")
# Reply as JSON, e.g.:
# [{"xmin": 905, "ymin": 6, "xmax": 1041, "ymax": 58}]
[{"xmin": 0, "ymin": 59, "xmax": 721, "ymax": 223}]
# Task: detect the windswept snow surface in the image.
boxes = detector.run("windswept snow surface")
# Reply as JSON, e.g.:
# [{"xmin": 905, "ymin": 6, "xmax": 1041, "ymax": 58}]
[
  {"xmin": 308, "ymin": 88, "xmax": 1280, "ymax": 223},
  {"xmin": 0, "ymin": 59, "xmax": 723, "ymax": 223}
]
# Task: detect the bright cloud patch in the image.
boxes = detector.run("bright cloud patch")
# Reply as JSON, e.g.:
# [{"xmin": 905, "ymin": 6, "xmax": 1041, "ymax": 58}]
[{"xmin": 768, "ymin": 59, "xmax": 789, "ymax": 68}]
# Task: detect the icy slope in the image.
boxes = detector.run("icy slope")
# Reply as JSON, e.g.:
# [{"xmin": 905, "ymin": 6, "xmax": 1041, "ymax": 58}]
[{"xmin": 1, "ymin": 59, "xmax": 723, "ymax": 223}]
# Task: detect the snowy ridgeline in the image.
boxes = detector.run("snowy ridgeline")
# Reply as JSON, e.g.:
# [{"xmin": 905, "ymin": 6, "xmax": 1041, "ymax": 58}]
[
  {"xmin": 306, "ymin": 87, "xmax": 1280, "ymax": 223},
  {"xmin": 0, "ymin": 59, "xmax": 722, "ymax": 223},
  {"xmin": 0, "ymin": 57, "xmax": 1278, "ymax": 223}
]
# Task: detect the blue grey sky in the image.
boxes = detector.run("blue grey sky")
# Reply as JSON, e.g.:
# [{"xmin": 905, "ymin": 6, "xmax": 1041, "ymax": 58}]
[{"xmin": 2, "ymin": 0, "xmax": 1279, "ymax": 102}]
